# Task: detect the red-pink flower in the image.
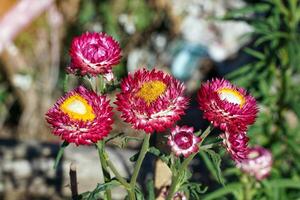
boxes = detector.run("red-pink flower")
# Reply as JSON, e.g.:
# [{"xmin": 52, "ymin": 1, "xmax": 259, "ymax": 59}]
[
  {"xmin": 67, "ymin": 32, "xmax": 121, "ymax": 76},
  {"xmin": 45, "ymin": 86, "xmax": 113, "ymax": 145},
  {"xmin": 237, "ymin": 146, "xmax": 272, "ymax": 180},
  {"xmin": 115, "ymin": 68, "xmax": 188, "ymax": 133},
  {"xmin": 197, "ymin": 78, "xmax": 258, "ymax": 133},
  {"xmin": 221, "ymin": 131, "xmax": 249, "ymax": 162},
  {"xmin": 168, "ymin": 126, "xmax": 201, "ymax": 157}
]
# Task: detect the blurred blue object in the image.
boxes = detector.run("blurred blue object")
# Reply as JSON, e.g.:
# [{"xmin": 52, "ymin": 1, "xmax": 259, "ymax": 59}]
[{"xmin": 171, "ymin": 42, "xmax": 208, "ymax": 81}]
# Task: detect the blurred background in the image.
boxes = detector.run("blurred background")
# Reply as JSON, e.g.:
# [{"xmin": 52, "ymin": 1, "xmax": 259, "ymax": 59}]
[{"xmin": 0, "ymin": 0, "xmax": 300, "ymax": 199}]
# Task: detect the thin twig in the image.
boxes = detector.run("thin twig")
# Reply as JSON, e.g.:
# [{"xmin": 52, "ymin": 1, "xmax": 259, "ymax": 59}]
[{"xmin": 69, "ymin": 162, "xmax": 78, "ymax": 200}]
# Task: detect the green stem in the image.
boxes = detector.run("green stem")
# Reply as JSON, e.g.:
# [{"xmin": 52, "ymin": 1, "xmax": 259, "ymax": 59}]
[
  {"xmin": 166, "ymin": 124, "xmax": 213, "ymax": 200},
  {"xmin": 200, "ymin": 124, "xmax": 214, "ymax": 140},
  {"xmin": 96, "ymin": 141, "xmax": 112, "ymax": 200},
  {"xmin": 129, "ymin": 134, "xmax": 151, "ymax": 200},
  {"xmin": 242, "ymin": 174, "xmax": 253, "ymax": 200},
  {"xmin": 104, "ymin": 153, "xmax": 131, "ymax": 188},
  {"xmin": 166, "ymin": 153, "xmax": 196, "ymax": 200}
]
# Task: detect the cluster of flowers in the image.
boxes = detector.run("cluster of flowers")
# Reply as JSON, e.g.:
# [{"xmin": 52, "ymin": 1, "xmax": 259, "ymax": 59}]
[{"xmin": 45, "ymin": 32, "xmax": 272, "ymax": 193}]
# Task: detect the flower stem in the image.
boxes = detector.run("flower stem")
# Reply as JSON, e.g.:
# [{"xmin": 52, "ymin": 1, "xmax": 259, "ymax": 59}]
[
  {"xmin": 200, "ymin": 124, "xmax": 214, "ymax": 140},
  {"xmin": 166, "ymin": 124, "xmax": 213, "ymax": 200},
  {"xmin": 104, "ymin": 153, "xmax": 131, "ymax": 188},
  {"xmin": 96, "ymin": 141, "xmax": 112, "ymax": 200},
  {"xmin": 129, "ymin": 134, "xmax": 151, "ymax": 200},
  {"xmin": 242, "ymin": 174, "xmax": 253, "ymax": 200},
  {"xmin": 166, "ymin": 153, "xmax": 196, "ymax": 200}
]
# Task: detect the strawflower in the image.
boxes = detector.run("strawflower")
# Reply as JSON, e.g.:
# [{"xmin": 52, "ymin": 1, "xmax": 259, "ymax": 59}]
[
  {"xmin": 221, "ymin": 131, "xmax": 249, "ymax": 162},
  {"xmin": 168, "ymin": 126, "xmax": 201, "ymax": 157},
  {"xmin": 45, "ymin": 86, "xmax": 113, "ymax": 145},
  {"xmin": 115, "ymin": 68, "xmax": 188, "ymax": 133},
  {"xmin": 237, "ymin": 146, "xmax": 272, "ymax": 180},
  {"xmin": 67, "ymin": 32, "xmax": 121, "ymax": 76},
  {"xmin": 197, "ymin": 78, "xmax": 258, "ymax": 133}
]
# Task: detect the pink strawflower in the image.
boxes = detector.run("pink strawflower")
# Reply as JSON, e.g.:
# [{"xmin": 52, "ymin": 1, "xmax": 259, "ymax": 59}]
[
  {"xmin": 45, "ymin": 86, "xmax": 113, "ymax": 145},
  {"xmin": 221, "ymin": 131, "xmax": 249, "ymax": 162},
  {"xmin": 168, "ymin": 126, "xmax": 201, "ymax": 157},
  {"xmin": 67, "ymin": 32, "xmax": 121, "ymax": 76},
  {"xmin": 197, "ymin": 78, "xmax": 258, "ymax": 133},
  {"xmin": 115, "ymin": 68, "xmax": 188, "ymax": 133},
  {"xmin": 237, "ymin": 146, "xmax": 272, "ymax": 180}
]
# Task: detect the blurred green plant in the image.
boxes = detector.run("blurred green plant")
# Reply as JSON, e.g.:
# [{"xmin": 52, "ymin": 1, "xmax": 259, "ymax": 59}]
[{"xmin": 204, "ymin": 0, "xmax": 300, "ymax": 199}]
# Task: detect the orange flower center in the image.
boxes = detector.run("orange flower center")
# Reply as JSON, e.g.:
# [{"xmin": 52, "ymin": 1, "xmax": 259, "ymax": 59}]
[
  {"xmin": 217, "ymin": 88, "xmax": 246, "ymax": 108},
  {"xmin": 136, "ymin": 80, "xmax": 167, "ymax": 105},
  {"xmin": 60, "ymin": 94, "xmax": 95, "ymax": 121}
]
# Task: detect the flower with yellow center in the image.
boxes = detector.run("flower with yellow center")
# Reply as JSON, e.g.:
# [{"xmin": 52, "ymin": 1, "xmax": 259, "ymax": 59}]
[
  {"xmin": 46, "ymin": 86, "xmax": 113, "ymax": 145},
  {"xmin": 116, "ymin": 68, "xmax": 188, "ymax": 133},
  {"xmin": 197, "ymin": 78, "xmax": 258, "ymax": 133},
  {"xmin": 136, "ymin": 81, "xmax": 167, "ymax": 105}
]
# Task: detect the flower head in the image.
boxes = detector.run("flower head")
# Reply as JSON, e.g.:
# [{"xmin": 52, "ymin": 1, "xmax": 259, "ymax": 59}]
[
  {"xmin": 221, "ymin": 131, "xmax": 249, "ymax": 162},
  {"xmin": 168, "ymin": 126, "xmax": 201, "ymax": 157},
  {"xmin": 45, "ymin": 86, "xmax": 113, "ymax": 145},
  {"xmin": 115, "ymin": 68, "xmax": 188, "ymax": 133},
  {"xmin": 67, "ymin": 32, "xmax": 121, "ymax": 76},
  {"xmin": 197, "ymin": 78, "xmax": 258, "ymax": 133},
  {"xmin": 237, "ymin": 146, "xmax": 272, "ymax": 180}
]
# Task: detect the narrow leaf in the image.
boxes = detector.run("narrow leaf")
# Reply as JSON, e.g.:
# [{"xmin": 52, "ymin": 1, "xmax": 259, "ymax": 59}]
[
  {"xmin": 203, "ymin": 183, "xmax": 242, "ymax": 200},
  {"xmin": 146, "ymin": 179, "xmax": 155, "ymax": 200},
  {"xmin": 200, "ymin": 150, "xmax": 224, "ymax": 185},
  {"xmin": 53, "ymin": 141, "xmax": 69, "ymax": 169}
]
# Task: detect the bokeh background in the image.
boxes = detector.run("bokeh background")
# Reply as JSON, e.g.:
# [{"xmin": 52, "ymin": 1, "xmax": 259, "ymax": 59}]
[{"xmin": 1, "ymin": 0, "xmax": 300, "ymax": 199}]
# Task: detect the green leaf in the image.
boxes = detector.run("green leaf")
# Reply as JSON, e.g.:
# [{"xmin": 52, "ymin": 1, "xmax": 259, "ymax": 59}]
[
  {"xmin": 224, "ymin": 3, "xmax": 270, "ymax": 19},
  {"xmin": 134, "ymin": 186, "xmax": 145, "ymax": 200},
  {"xmin": 130, "ymin": 151, "xmax": 140, "ymax": 162},
  {"xmin": 113, "ymin": 134, "xmax": 143, "ymax": 148},
  {"xmin": 78, "ymin": 179, "xmax": 121, "ymax": 200},
  {"xmin": 146, "ymin": 179, "xmax": 155, "ymax": 200},
  {"xmin": 53, "ymin": 141, "xmax": 69, "ymax": 169},
  {"xmin": 148, "ymin": 146, "xmax": 171, "ymax": 165},
  {"xmin": 244, "ymin": 47, "xmax": 265, "ymax": 60},
  {"xmin": 203, "ymin": 183, "xmax": 242, "ymax": 200},
  {"xmin": 181, "ymin": 182, "xmax": 207, "ymax": 199},
  {"xmin": 267, "ymin": 179, "xmax": 300, "ymax": 189},
  {"xmin": 200, "ymin": 150, "xmax": 224, "ymax": 185}
]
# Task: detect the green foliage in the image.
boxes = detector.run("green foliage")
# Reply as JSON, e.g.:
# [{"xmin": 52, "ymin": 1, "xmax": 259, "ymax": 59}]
[
  {"xmin": 218, "ymin": 0, "xmax": 300, "ymax": 199},
  {"xmin": 203, "ymin": 183, "xmax": 242, "ymax": 200},
  {"xmin": 79, "ymin": 179, "xmax": 121, "ymax": 200},
  {"xmin": 200, "ymin": 149, "xmax": 224, "ymax": 185},
  {"xmin": 180, "ymin": 182, "xmax": 207, "ymax": 199},
  {"xmin": 53, "ymin": 141, "xmax": 69, "ymax": 169},
  {"xmin": 148, "ymin": 146, "xmax": 171, "ymax": 165},
  {"xmin": 146, "ymin": 179, "xmax": 155, "ymax": 200}
]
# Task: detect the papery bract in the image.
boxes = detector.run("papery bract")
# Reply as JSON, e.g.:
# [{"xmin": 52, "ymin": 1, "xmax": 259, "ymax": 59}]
[
  {"xmin": 197, "ymin": 78, "xmax": 258, "ymax": 133},
  {"xmin": 45, "ymin": 86, "xmax": 113, "ymax": 145},
  {"xmin": 168, "ymin": 126, "xmax": 201, "ymax": 157},
  {"xmin": 221, "ymin": 131, "xmax": 249, "ymax": 162},
  {"xmin": 67, "ymin": 32, "xmax": 121, "ymax": 76},
  {"xmin": 115, "ymin": 68, "xmax": 188, "ymax": 133},
  {"xmin": 237, "ymin": 146, "xmax": 272, "ymax": 180}
]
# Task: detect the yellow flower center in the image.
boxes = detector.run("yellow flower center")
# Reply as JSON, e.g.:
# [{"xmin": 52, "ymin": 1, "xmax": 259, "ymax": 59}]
[
  {"xmin": 60, "ymin": 94, "xmax": 95, "ymax": 121},
  {"xmin": 248, "ymin": 151, "xmax": 259, "ymax": 159},
  {"xmin": 217, "ymin": 88, "xmax": 245, "ymax": 107},
  {"xmin": 136, "ymin": 80, "xmax": 167, "ymax": 105}
]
